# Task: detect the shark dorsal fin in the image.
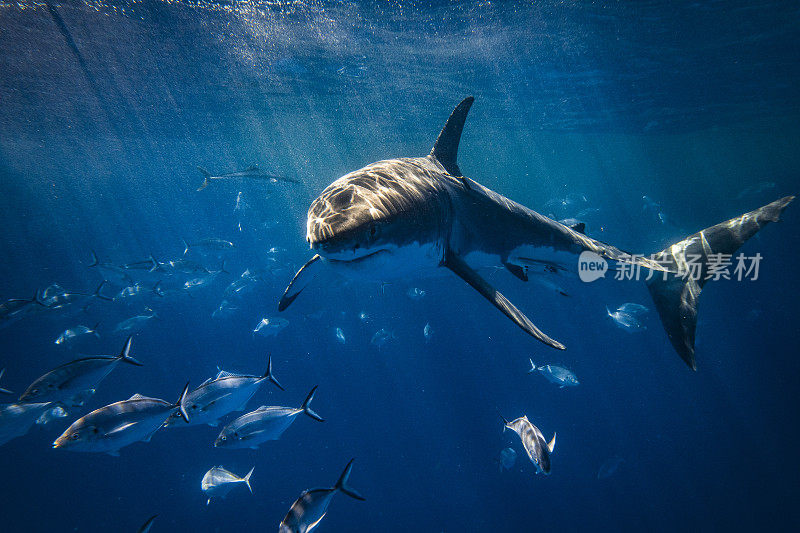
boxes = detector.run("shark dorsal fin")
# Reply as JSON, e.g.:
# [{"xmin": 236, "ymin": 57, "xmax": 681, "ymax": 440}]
[{"xmin": 431, "ymin": 96, "xmax": 474, "ymax": 177}]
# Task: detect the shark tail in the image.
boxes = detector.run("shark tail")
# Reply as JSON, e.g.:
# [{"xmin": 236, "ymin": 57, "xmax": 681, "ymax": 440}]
[
  {"xmin": 243, "ymin": 466, "xmax": 254, "ymax": 493},
  {"xmin": 301, "ymin": 385, "xmax": 324, "ymax": 422},
  {"xmin": 88, "ymin": 250, "xmax": 99, "ymax": 267},
  {"xmin": 334, "ymin": 459, "xmax": 365, "ymax": 501},
  {"xmin": 197, "ymin": 167, "xmax": 211, "ymax": 191},
  {"xmin": 118, "ymin": 335, "xmax": 143, "ymax": 366},
  {"xmin": 264, "ymin": 354, "xmax": 284, "ymax": 391},
  {"xmin": 527, "ymin": 359, "xmax": 536, "ymax": 373},
  {"xmin": 647, "ymin": 196, "xmax": 794, "ymax": 370}
]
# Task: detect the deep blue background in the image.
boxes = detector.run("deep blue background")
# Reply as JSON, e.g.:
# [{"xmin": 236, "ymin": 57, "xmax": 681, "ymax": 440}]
[{"xmin": 0, "ymin": 1, "xmax": 799, "ymax": 531}]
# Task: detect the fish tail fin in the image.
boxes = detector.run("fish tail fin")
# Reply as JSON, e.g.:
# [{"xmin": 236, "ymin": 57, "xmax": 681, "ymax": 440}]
[
  {"xmin": 34, "ymin": 288, "xmax": 48, "ymax": 307},
  {"xmin": 646, "ymin": 196, "xmax": 794, "ymax": 370},
  {"xmin": 497, "ymin": 408, "xmax": 509, "ymax": 427},
  {"xmin": 88, "ymin": 250, "xmax": 99, "ymax": 267},
  {"xmin": 264, "ymin": 354, "xmax": 284, "ymax": 391},
  {"xmin": 547, "ymin": 432, "xmax": 556, "ymax": 453},
  {"xmin": 527, "ymin": 359, "xmax": 536, "ymax": 373},
  {"xmin": 335, "ymin": 459, "xmax": 365, "ymax": 501},
  {"xmin": 0, "ymin": 368, "xmax": 12, "ymax": 395},
  {"xmin": 118, "ymin": 336, "xmax": 143, "ymax": 366},
  {"xmin": 174, "ymin": 382, "xmax": 190, "ymax": 423},
  {"xmin": 92, "ymin": 322, "xmax": 101, "ymax": 338},
  {"xmin": 218, "ymin": 260, "xmax": 229, "ymax": 275},
  {"xmin": 197, "ymin": 167, "xmax": 211, "ymax": 191},
  {"xmin": 153, "ymin": 281, "xmax": 164, "ymax": 297},
  {"xmin": 182, "ymin": 239, "xmax": 189, "ymax": 256},
  {"xmin": 243, "ymin": 466, "xmax": 254, "ymax": 493},
  {"xmin": 94, "ymin": 280, "xmax": 113, "ymax": 301},
  {"xmin": 148, "ymin": 254, "xmax": 159, "ymax": 273},
  {"xmin": 301, "ymin": 385, "xmax": 324, "ymax": 422}
]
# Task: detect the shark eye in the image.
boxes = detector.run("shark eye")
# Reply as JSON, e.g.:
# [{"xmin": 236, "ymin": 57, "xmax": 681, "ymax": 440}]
[
  {"xmin": 368, "ymin": 223, "xmax": 380, "ymax": 240},
  {"xmin": 70, "ymin": 433, "xmax": 81, "ymax": 440}
]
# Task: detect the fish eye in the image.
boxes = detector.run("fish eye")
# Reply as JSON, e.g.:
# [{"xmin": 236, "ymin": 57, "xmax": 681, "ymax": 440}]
[
  {"xmin": 92, "ymin": 428, "xmax": 99, "ymax": 434},
  {"xmin": 70, "ymin": 433, "xmax": 81, "ymax": 440},
  {"xmin": 220, "ymin": 435, "xmax": 227, "ymax": 441}
]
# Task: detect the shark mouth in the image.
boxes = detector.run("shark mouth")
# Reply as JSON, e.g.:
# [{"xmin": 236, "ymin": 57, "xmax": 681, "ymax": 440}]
[{"xmin": 323, "ymin": 248, "xmax": 390, "ymax": 264}]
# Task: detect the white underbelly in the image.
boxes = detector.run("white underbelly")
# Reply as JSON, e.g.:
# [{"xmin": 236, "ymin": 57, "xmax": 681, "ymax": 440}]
[{"xmin": 325, "ymin": 241, "xmax": 444, "ymax": 281}]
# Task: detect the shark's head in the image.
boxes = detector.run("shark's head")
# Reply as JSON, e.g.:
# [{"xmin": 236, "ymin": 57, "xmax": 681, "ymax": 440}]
[{"xmin": 306, "ymin": 159, "xmax": 451, "ymax": 270}]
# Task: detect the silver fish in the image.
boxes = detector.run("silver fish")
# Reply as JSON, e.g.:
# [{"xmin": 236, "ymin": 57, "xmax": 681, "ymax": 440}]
[
  {"xmin": 528, "ymin": 360, "xmax": 579, "ymax": 388},
  {"xmin": 500, "ymin": 447, "xmax": 517, "ymax": 470},
  {"xmin": 253, "ymin": 317, "xmax": 289, "ymax": 337},
  {"xmin": 370, "ymin": 328, "xmax": 395, "ymax": 348},
  {"xmin": 0, "ymin": 402, "xmax": 52, "ymax": 446},
  {"xmin": 279, "ymin": 459, "xmax": 365, "ymax": 533},
  {"xmin": 406, "ymin": 287, "xmax": 426, "ymax": 300},
  {"xmin": 212, "ymin": 299, "xmax": 240, "ymax": 319},
  {"xmin": 423, "ymin": 322, "xmax": 433, "ymax": 342},
  {"xmin": 606, "ymin": 307, "xmax": 646, "ymax": 331},
  {"xmin": 597, "ymin": 455, "xmax": 625, "ymax": 480},
  {"xmin": 19, "ymin": 336, "xmax": 142, "ymax": 405},
  {"xmin": 616, "ymin": 302, "xmax": 649, "ymax": 316},
  {"xmin": 165, "ymin": 356, "xmax": 283, "ymax": 427},
  {"xmin": 214, "ymin": 386, "xmax": 323, "ymax": 449},
  {"xmin": 53, "ymin": 383, "xmax": 189, "ymax": 455},
  {"xmin": 182, "ymin": 238, "xmax": 235, "ymax": 256},
  {"xmin": 196, "ymin": 165, "xmax": 302, "ymax": 191},
  {"xmin": 501, "ymin": 414, "xmax": 556, "ymax": 475},
  {"xmin": 54, "ymin": 323, "xmax": 100, "ymax": 345},
  {"xmin": 36, "ymin": 405, "xmax": 68, "ymax": 425},
  {"xmin": 202, "ymin": 465, "xmax": 254, "ymax": 505},
  {"xmin": 334, "ymin": 327, "xmax": 346, "ymax": 344},
  {"xmin": 114, "ymin": 311, "xmax": 157, "ymax": 334}
]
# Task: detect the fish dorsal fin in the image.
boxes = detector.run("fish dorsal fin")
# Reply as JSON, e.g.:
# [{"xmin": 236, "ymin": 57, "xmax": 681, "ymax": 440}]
[
  {"xmin": 215, "ymin": 370, "xmax": 237, "ymax": 379},
  {"xmin": 254, "ymin": 405, "xmax": 269, "ymax": 412},
  {"xmin": 430, "ymin": 96, "xmax": 474, "ymax": 177},
  {"xmin": 128, "ymin": 393, "xmax": 155, "ymax": 401}
]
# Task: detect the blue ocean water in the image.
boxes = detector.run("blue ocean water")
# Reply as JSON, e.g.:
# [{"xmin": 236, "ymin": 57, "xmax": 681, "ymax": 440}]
[{"xmin": 1, "ymin": 1, "xmax": 799, "ymax": 531}]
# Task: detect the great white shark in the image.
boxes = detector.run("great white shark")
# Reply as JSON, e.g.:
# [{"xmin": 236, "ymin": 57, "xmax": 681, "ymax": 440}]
[{"xmin": 279, "ymin": 97, "xmax": 794, "ymax": 370}]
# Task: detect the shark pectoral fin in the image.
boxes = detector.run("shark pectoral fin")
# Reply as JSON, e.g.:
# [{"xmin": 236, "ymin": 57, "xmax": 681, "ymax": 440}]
[
  {"xmin": 504, "ymin": 262, "xmax": 528, "ymax": 282},
  {"xmin": 278, "ymin": 254, "xmax": 322, "ymax": 311},
  {"xmin": 444, "ymin": 251, "xmax": 566, "ymax": 350}
]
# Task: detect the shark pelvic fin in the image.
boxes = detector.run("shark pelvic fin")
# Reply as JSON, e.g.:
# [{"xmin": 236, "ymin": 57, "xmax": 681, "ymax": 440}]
[
  {"xmin": 647, "ymin": 196, "xmax": 794, "ymax": 370},
  {"xmin": 431, "ymin": 96, "xmax": 474, "ymax": 177},
  {"xmin": 444, "ymin": 250, "xmax": 566, "ymax": 350},
  {"xmin": 278, "ymin": 254, "xmax": 322, "ymax": 311}
]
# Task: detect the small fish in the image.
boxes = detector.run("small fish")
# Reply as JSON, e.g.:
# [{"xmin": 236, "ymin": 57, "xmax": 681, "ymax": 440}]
[
  {"xmin": 196, "ymin": 165, "xmax": 302, "ymax": 191},
  {"xmin": 55, "ymin": 323, "xmax": 100, "ymax": 346},
  {"xmin": 183, "ymin": 276, "xmax": 212, "ymax": 291},
  {"xmin": 500, "ymin": 447, "xmax": 517, "ymax": 471},
  {"xmin": 370, "ymin": 328, "xmax": 395, "ymax": 348},
  {"xmin": 358, "ymin": 311, "xmax": 369, "ymax": 322},
  {"xmin": 136, "ymin": 515, "xmax": 158, "ymax": 533},
  {"xmin": 114, "ymin": 311, "xmax": 157, "ymax": 334},
  {"xmin": 279, "ymin": 459, "xmax": 365, "ymax": 533},
  {"xmin": 253, "ymin": 317, "xmax": 289, "ymax": 337},
  {"xmin": 20, "ymin": 336, "xmax": 142, "ymax": 406},
  {"xmin": 117, "ymin": 283, "xmax": 147, "ymax": 299},
  {"xmin": 165, "ymin": 355, "xmax": 283, "ymax": 427},
  {"xmin": 423, "ymin": 322, "xmax": 433, "ymax": 342},
  {"xmin": 616, "ymin": 302, "xmax": 649, "ymax": 316},
  {"xmin": 202, "ymin": 465, "xmax": 254, "ymax": 505},
  {"xmin": 335, "ymin": 327, "xmax": 346, "ymax": 344},
  {"xmin": 212, "ymin": 299, "xmax": 240, "ymax": 319},
  {"xmin": 597, "ymin": 455, "xmax": 625, "ymax": 480},
  {"xmin": 501, "ymin": 414, "xmax": 556, "ymax": 475},
  {"xmin": 214, "ymin": 386, "xmax": 323, "ymax": 449},
  {"xmin": 182, "ymin": 238, "xmax": 235, "ymax": 256},
  {"xmin": 528, "ymin": 360, "xmax": 579, "ymax": 388},
  {"xmin": 0, "ymin": 402, "xmax": 53, "ymax": 446},
  {"xmin": 406, "ymin": 287, "xmax": 426, "ymax": 300},
  {"xmin": 0, "ymin": 368, "xmax": 13, "ymax": 395},
  {"xmin": 36, "ymin": 405, "xmax": 68, "ymax": 425},
  {"xmin": 53, "ymin": 382, "xmax": 190, "ymax": 455},
  {"xmin": 606, "ymin": 307, "xmax": 645, "ymax": 331},
  {"xmin": 167, "ymin": 258, "xmax": 209, "ymax": 275}
]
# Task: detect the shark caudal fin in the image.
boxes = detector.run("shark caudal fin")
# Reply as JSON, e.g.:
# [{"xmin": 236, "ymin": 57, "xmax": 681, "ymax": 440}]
[
  {"xmin": 647, "ymin": 196, "xmax": 794, "ymax": 370},
  {"xmin": 197, "ymin": 166, "xmax": 211, "ymax": 191}
]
